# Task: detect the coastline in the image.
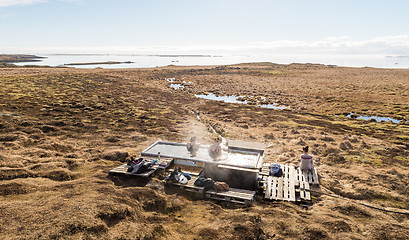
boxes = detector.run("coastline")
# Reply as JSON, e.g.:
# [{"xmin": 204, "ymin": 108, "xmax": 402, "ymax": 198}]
[
  {"xmin": 0, "ymin": 54, "xmax": 45, "ymax": 63},
  {"xmin": 64, "ymin": 61, "xmax": 134, "ymax": 66}
]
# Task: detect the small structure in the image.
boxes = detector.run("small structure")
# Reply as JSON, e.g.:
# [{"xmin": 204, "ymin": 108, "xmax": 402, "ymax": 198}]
[
  {"xmin": 141, "ymin": 140, "xmax": 265, "ymax": 205},
  {"xmin": 109, "ymin": 140, "xmax": 320, "ymax": 205}
]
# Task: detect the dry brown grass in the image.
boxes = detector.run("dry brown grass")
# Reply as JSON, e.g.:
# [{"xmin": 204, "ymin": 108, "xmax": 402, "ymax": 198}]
[{"xmin": 0, "ymin": 63, "xmax": 408, "ymax": 239}]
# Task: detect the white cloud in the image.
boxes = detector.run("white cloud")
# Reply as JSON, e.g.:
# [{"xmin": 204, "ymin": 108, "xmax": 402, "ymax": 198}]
[
  {"xmin": 247, "ymin": 35, "xmax": 409, "ymax": 55},
  {"xmin": 0, "ymin": 0, "xmax": 46, "ymax": 7},
  {"xmin": 323, "ymin": 36, "xmax": 351, "ymax": 41},
  {"xmin": 0, "ymin": 0, "xmax": 81, "ymax": 8},
  {"xmin": 2, "ymin": 35, "xmax": 409, "ymax": 56}
]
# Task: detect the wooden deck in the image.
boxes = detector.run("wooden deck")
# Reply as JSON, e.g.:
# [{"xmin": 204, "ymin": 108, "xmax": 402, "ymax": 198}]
[
  {"xmin": 110, "ymin": 160, "xmax": 318, "ymax": 205},
  {"xmin": 261, "ymin": 163, "xmax": 319, "ymax": 202}
]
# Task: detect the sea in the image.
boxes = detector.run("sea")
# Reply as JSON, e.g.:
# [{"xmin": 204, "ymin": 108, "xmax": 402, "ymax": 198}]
[{"xmin": 13, "ymin": 53, "xmax": 409, "ymax": 69}]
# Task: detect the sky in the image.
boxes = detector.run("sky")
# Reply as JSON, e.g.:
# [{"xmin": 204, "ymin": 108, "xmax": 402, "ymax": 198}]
[{"xmin": 1, "ymin": 0, "xmax": 409, "ymax": 55}]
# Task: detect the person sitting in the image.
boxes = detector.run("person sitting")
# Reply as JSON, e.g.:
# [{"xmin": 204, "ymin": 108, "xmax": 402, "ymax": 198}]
[
  {"xmin": 165, "ymin": 167, "xmax": 189, "ymax": 184},
  {"xmin": 300, "ymin": 146, "xmax": 314, "ymax": 172},
  {"xmin": 208, "ymin": 137, "xmax": 222, "ymax": 159},
  {"xmin": 186, "ymin": 136, "xmax": 199, "ymax": 156}
]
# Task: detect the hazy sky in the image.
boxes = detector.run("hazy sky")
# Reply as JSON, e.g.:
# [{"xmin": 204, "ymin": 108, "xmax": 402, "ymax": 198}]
[{"xmin": 1, "ymin": 0, "xmax": 409, "ymax": 55}]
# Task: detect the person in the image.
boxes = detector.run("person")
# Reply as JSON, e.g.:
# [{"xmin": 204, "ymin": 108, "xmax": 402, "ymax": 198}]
[
  {"xmin": 165, "ymin": 167, "xmax": 189, "ymax": 184},
  {"xmin": 300, "ymin": 146, "xmax": 314, "ymax": 172},
  {"xmin": 187, "ymin": 136, "xmax": 199, "ymax": 156},
  {"xmin": 208, "ymin": 137, "xmax": 222, "ymax": 159}
]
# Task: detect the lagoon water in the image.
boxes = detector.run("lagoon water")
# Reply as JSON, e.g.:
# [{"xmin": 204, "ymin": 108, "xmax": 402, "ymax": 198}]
[{"xmin": 14, "ymin": 53, "xmax": 409, "ymax": 69}]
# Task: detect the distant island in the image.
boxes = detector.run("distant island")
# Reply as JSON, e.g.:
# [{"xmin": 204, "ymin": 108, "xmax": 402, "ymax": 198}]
[
  {"xmin": 0, "ymin": 54, "xmax": 45, "ymax": 63},
  {"xmin": 64, "ymin": 61, "xmax": 134, "ymax": 66},
  {"xmin": 155, "ymin": 55, "xmax": 212, "ymax": 57},
  {"xmin": 386, "ymin": 55, "xmax": 409, "ymax": 58}
]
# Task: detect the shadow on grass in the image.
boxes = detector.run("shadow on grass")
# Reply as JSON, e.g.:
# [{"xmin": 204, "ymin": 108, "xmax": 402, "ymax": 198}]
[{"xmin": 107, "ymin": 173, "xmax": 151, "ymax": 187}]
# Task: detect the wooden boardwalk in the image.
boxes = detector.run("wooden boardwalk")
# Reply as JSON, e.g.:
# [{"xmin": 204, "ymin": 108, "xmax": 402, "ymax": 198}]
[{"xmin": 261, "ymin": 163, "xmax": 319, "ymax": 202}]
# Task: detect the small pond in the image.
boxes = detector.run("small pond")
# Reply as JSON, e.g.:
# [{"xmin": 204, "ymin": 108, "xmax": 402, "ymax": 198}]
[
  {"xmin": 194, "ymin": 93, "xmax": 287, "ymax": 110},
  {"xmin": 337, "ymin": 113, "xmax": 407, "ymax": 124},
  {"xmin": 170, "ymin": 83, "xmax": 185, "ymax": 90}
]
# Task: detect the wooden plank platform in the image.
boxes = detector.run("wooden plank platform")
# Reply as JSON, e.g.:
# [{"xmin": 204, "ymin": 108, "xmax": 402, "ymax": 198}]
[
  {"xmin": 168, "ymin": 175, "xmax": 205, "ymax": 194},
  {"xmin": 298, "ymin": 167, "xmax": 311, "ymax": 201},
  {"xmin": 262, "ymin": 163, "xmax": 317, "ymax": 202},
  {"xmin": 109, "ymin": 164, "xmax": 157, "ymax": 177},
  {"xmin": 261, "ymin": 163, "xmax": 319, "ymax": 185},
  {"xmin": 167, "ymin": 170, "xmax": 255, "ymax": 205},
  {"xmin": 205, "ymin": 188, "xmax": 256, "ymax": 205},
  {"xmin": 263, "ymin": 165, "xmax": 295, "ymax": 201},
  {"xmin": 305, "ymin": 167, "xmax": 320, "ymax": 185},
  {"xmin": 109, "ymin": 159, "xmax": 173, "ymax": 177}
]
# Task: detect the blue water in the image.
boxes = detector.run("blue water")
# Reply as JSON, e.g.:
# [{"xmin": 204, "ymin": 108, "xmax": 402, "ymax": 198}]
[
  {"xmin": 257, "ymin": 104, "xmax": 286, "ymax": 110},
  {"xmin": 169, "ymin": 83, "xmax": 185, "ymax": 90},
  {"xmin": 194, "ymin": 93, "xmax": 247, "ymax": 104},
  {"xmin": 343, "ymin": 113, "xmax": 407, "ymax": 124},
  {"xmin": 194, "ymin": 93, "xmax": 287, "ymax": 110},
  {"xmin": 13, "ymin": 53, "xmax": 409, "ymax": 69}
]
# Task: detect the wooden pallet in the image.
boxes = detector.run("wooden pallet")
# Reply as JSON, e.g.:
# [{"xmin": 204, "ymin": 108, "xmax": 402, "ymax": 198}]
[
  {"xmin": 296, "ymin": 167, "xmax": 311, "ymax": 201},
  {"xmin": 109, "ymin": 159, "xmax": 173, "ymax": 177},
  {"xmin": 261, "ymin": 163, "xmax": 319, "ymax": 185},
  {"xmin": 109, "ymin": 164, "xmax": 156, "ymax": 177},
  {"xmin": 205, "ymin": 188, "xmax": 256, "ymax": 205},
  {"xmin": 166, "ymin": 170, "xmax": 255, "ymax": 205},
  {"xmin": 303, "ymin": 167, "xmax": 319, "ymax": 185},
  {"xmin": 168, "ymin": 175, "xmax": 205, "ymax": 194},
  {"xmin": 262, "ymin": 163, "xmax": 317, "ymax": 202},
  {"xmin": 263, "ymin": 164, "xmax": 296, "ymax": 201}
]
